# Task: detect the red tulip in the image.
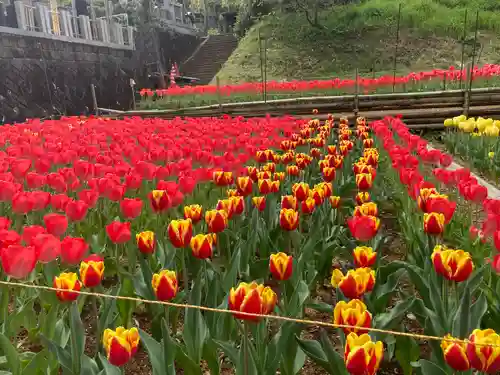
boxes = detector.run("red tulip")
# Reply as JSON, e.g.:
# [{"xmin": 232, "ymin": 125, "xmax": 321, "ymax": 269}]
[
  {"xmin": 0, "ymin": 180, "xmax": 18, "ymax": 202},
  {"xmin": 44, "ymin": 213, "xmax": 68, "ymax": 237},
  {"xmin": 0, "ymin": 230, "xmax": 21, "ymax": 248},
  {"xmin": 60, "ymin": 237, "xmax": 89, "ymax": 264},
  {"xmin": 120, "ymin": 198, "xmax": 143, "ymax": 219},
  {"xmin": 106, "ymin": 221, "xmax": 131, "ymax": 244},
  {"xmin": 22, "ymin": 225, "xmax": 46, "ymax": 246},
  {"xmin": 0, "ymin": 245, "xmax": 38, "ymax": 279},
  {"xmin": 347, "ymin": 216, "xmax": 380, "ymax": 241},
  {"xmin": 65, "ymin": 200, "xmax": 89, "ymax": 222},
  {"xmin": 492, "ymin": 254, "xmax": 500, "ymax": 274},
  {"xmin": 33, "ymin": 233, "xmax": 61, "ymax": 263},
  {"xmin": 12, "ymin": 192, "xmax": 35, "ymax": 214},
  {"xmin": 11, "ymin": 159, "xmax": 32, "ymax": 179},
  {"xmin": 51, "ymin": 194, "xmax": 71, "ymax": 211},
  {"xmin": 0, "ymin": 217, "xmax": 11, "ymax": 230},
  {"xmin": 78, "ymin": 189, "xmax": 100, "ymax": 208},
  {"xmin": 464, "ymin": 184, "xmax": 488, "ymax": 203}
]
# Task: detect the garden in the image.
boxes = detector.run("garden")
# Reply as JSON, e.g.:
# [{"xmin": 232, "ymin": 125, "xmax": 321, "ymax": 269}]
[
  {"xmin": 138, "ymin": 64, "xmax": 500, "ymax": 110},
  {"xmin": 0, "ymin": 112, "xmax": 498, "ymax": 375}
]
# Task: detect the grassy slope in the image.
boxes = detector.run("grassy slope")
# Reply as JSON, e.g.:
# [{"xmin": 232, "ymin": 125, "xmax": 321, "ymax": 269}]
[{"xmin": 215, "ymin": 0, "xmax": 500, "ymax": 84}]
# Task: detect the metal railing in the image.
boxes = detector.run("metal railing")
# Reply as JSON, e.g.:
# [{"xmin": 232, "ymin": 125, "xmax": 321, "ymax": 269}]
[{"xmin": 12, "ymin": 0, "xmax": 134, "ymax": 47}]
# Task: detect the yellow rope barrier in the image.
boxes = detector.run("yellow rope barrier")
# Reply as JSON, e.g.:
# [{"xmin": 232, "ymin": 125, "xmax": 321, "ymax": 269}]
[{"xmin": 1, "ymin": 279, "xmax": 498, "ymax": 348}]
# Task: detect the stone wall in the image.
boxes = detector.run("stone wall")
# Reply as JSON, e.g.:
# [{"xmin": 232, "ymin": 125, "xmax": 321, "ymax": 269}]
[{"xmin": 0, "ymin": 26, "xmax": 200, "ymax": 123}]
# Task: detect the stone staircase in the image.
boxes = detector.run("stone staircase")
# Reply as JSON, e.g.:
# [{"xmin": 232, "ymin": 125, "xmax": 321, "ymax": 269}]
[{"xmin": 180, "ymin": 34, "xmax": 238, "ymax": 85}]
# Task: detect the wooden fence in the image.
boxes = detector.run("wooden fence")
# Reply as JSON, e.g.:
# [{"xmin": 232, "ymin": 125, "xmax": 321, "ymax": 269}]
[{"xmin": 99, "ymin": 87, "xmax": 500, "ymax": 129}]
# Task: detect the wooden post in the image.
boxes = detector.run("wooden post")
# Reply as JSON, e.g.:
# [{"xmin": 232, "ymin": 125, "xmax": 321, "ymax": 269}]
[
  {"xmin": 354, "ymin": 68, "xmax": 359, "ymax": 116},
  {"xmin": 90, "ymin": 84, "xmax": 99, "ymax": 115},
  {"xmin": 459, "ymin": 9, "xmax": 468, "ymax": 90},
  {"xmin": 258, "ymin": 28, "xmax": 265, "ymax": 102},
  {"xmin": 392, "ymin": 3, "xmax": 402, "ymax": 93}
]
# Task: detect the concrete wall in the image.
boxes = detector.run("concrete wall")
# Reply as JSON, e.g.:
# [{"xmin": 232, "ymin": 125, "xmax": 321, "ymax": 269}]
[{"xmin": 0, "ymin": 26, "xmax": 200, "ymax": 123}]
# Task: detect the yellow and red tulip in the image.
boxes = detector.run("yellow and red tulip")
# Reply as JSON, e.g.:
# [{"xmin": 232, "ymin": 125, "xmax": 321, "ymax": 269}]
[
  {"xmin": 149, "ymin": 190, "xmax": 170, "ymax": 212},
  {"xmin": 363, "ymin": 138, "xmax": 374, "ymax": 148},
  {"xmin": 331, "ymin": 268, "xmax": 376, "ymax": 299},
  {"xmin": 310, "ymin": 148, "xmax": 321, "ymax": 158},
  {"xmin": 423, "ymin": 212, "xmax": 445, "ymax": 235},
  {"xmin": 441, "ymin": 335, "xmax": 470, "ymax": 371},
  {"xmin": 353, "ymin": 246, "xmax": 377, "ymax": 268},
  {"xmin": 216, "ymin": 198, "xmax": 235, "ymax": 219},
  {"xmin": 333, "ymin": 299, "xmax": 372, "ymax": 334},
  {"xmin": 355, "ymin": 173, "xmax": 373, "ymax": 191},
  {"xmin": 167, "ymin": 219, "xmax": 193, "ymax": 248},
  {"xmin": 322, "ymin": 167, "xmax": 336, "ymax": 183},
  {"xmin": 190, "ymin": 233, "xmax": 216, "ymax": 259},
  {"xmin": 281, "ymin": 195, "xmax": 298, "ymax": 210},
  {"xmin": 258, "ymin": 179, "xmax": 273, "ymax": 195},
  {"xmin": 152, "ymin": 269, "xmax": 178, "ymax": 301},
  {"xmin": 257, "ymin": 171, "xmax": 272, "ymax": 180},
  {"xmin": 292, "ymin": 182, "xmax": 310, "ymax": 201},
  {"xmin": 279, "ymin": 208, "xmax": 299, "ymax": 231},
  {"xmin": 226, "ymin": 189, "xmax": 238, "ymax": 197},
  {"xmin": 301, "ymin": 197, "xmax": 316, "ymax": 215},
  {"xmin": 136, "ymin": 231, "xmax": 155, "ymax": 254},
  {"xmin": 269, "ymin": 252, "xmax": 293, "ymax": 281},
  {"xmin": 205, "ymin": 209, "xmax": 228, "ymax": 233},
  {"xmin": 229, "ymin": 196, "xmax": 245, "ymax": 216},
  {"xmin": 310, "ymin": 188, "xmax": 325, "ymax": 206},
  {"xmin": 417, "ymin": 187, "xmax": 439, "ymax": 211},
  {"xmin": 252, "ymin": 196, "xmax": 266, "ymax": 211},
  {"xmin": 355, "ymin": 192, "xmax": 371, "ymax": 205},
  {"xmin": 316, "ymin": 182, "xmax": 332, "ymax": 197},
  {"xmin": 466, "ymin": 329, "xmax": 500, "ymax": 373},
  {"xmin": 213, "ymin": 171, "xmax": 234, "ymax": 186},
  {"xmin": 247, "ymin": 166, "xmax": 259, "ymax": 181},
  {"xmin": 103, "ymin": 327, "xmax": 140, "ymax": 367},
  {"xmin": 228, "ymin": 281, "xmax": 277, "ymax": 321},
  {"xmin": 54, "ymin": 272, "xmax": 81, "ymax": 302},
  {"xmin": 270, "ymin": 180, "xmax": 280, "ymax": 193},
  {"xmin": 354, "ymin": 202, "xmax": 378, "ymax": 217},
  {"xmin": 431, "ymin": 246, "xmax": 474, "ymax": 282},
  {"xmin": 273, "ymin": 172, "xmax": 285, "ymax": 181},
  {"xmin": 344, "ymin": 333, "xmax": 383, "ymax": 375},
  {"xmin": 286, "ymin": 165, "xmax": 300, "ymax": 176},
  {"xmin": 184, "ymin": 204, "xmax": 203, "ymax": 223},
  {"xmin": 79, "ymin": 254, "xmax": 104, "ymax": 288},
  {"xmin": 329, "ymin": 196, "xmax": 341, "ymax": 209},
  {"xmin": 327, "ymin": 145, "xmax": 337, "ymax": 155}
]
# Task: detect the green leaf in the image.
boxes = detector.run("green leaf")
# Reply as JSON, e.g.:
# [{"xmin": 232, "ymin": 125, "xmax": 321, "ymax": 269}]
[
  {"xmin": 174, "ymin": 345, "xmax": 202, "ymax": 375},
  {"xmin": 138, "ymin": 328, "xmax": 166, "ymax": 375},
  {"xmin": 80, "ymin": 356, "xmax": 99, "ymax": 375},
  {"xmin": 264, "ymin": 322, "xmax": 296, "ymax": 375},
  {"xmin": 213, "ymin": 340, "xmax": 239, "ymax": 367},
  {"xmin": 368, "ymin": 268, "xmax": 405, "ymax": 313},
  {"xmin": 183, "ymin": 271, "xmax": 208, "ymax": 363},
  {"xmin": 296, "ymin": 336, "xmax": 332, "ymax": 373},
  {"xmin": 319, "ymin": 330, "xmax": 348, "ymax": 375},
  {"xmin": 373, "ymin": 297, "xmax": 415, "ymax": 332},
  {"xmin": 97, "ymin": 353, "xmax": 122, "ymax": 375},
  {"xmin": 412, "ymin": 359, "xmax": 448, "ymax": 375},
  {"xmin": 117, "ymin": 278, "xmax": 135, "ymax": 327},
  {"xmin": 222, "ymin": 248, "xmax": 241, "ymax": 293},
  {"xmin": 69, "ymin": 303, "xmax": 85, "ymax": 375},
  {"xmin": 21, "ymin": 350, "xmax": 50, "ymax": 375},
  {"xmin": 0, "ymin": 333, "xmax": 20, "ymax": 375},
  {"xmin": 452, "ymin": 283, "xmax": 470, "ymax": 339},
  {"xmin": 203, "ymin": 340, "xmax": 221, "ymax": 375},
  {"xmin": 237, "ymin": 328, "xmax": 259, "ymax": 375},
  {"xmin": 306, "ymin": 301, "xmax": 333, "ymax": 314},
  {"xmin": 469, "ymin": 294, "xmax": 488, "ymax": 335},
  {"xmin": 280, "ymin": 325, "xmax": 305, "ymax": 375},
  {"xmin": 161, "ymin": 318, "xmax": 176, "ymax": 375},
  {"xmin": 40, "ymin": 335, "xmax": 73, "ymax": 374},
  {"xmin": 54, "ymin": 319, "xmax": 71, "ymax": 348},
  {"xmin": 287, "ymin": 280, "xmax": 309, "ymax": 317},
  {"xmin": 395, "ymin": 336, "xmax": 420, "ymax": 375}
]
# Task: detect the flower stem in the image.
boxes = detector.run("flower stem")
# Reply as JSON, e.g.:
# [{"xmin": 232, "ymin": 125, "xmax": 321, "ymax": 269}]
[
  {"xmin": 180, "ymin": 250, "xmax": 189, "ymax": 291},
  {"xmin": 92, "ymin": 294, "xmax": 100, "ymax": 355},
  {"xmin": 243, "ymin": 322, "xmax": 249, "ymax": 375}
]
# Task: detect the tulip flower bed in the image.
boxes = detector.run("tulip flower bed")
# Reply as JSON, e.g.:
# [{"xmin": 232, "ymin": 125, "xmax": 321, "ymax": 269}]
[
  {"xmin": 0, "ymin": 113, "xmax": 499, "ymax": 375},
  {"xmin": 139, "ymin": 64, "xmax": 500, "ymax": 109},
  {"xmin": 441, "ymin": 115, "xmax": 500, "ymax": 181}
]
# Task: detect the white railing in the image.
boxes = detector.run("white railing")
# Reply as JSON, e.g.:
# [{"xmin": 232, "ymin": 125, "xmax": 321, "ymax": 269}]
[{"xmin": 12, "ymin": 0, "xmax": 134, "ymax": 47}]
